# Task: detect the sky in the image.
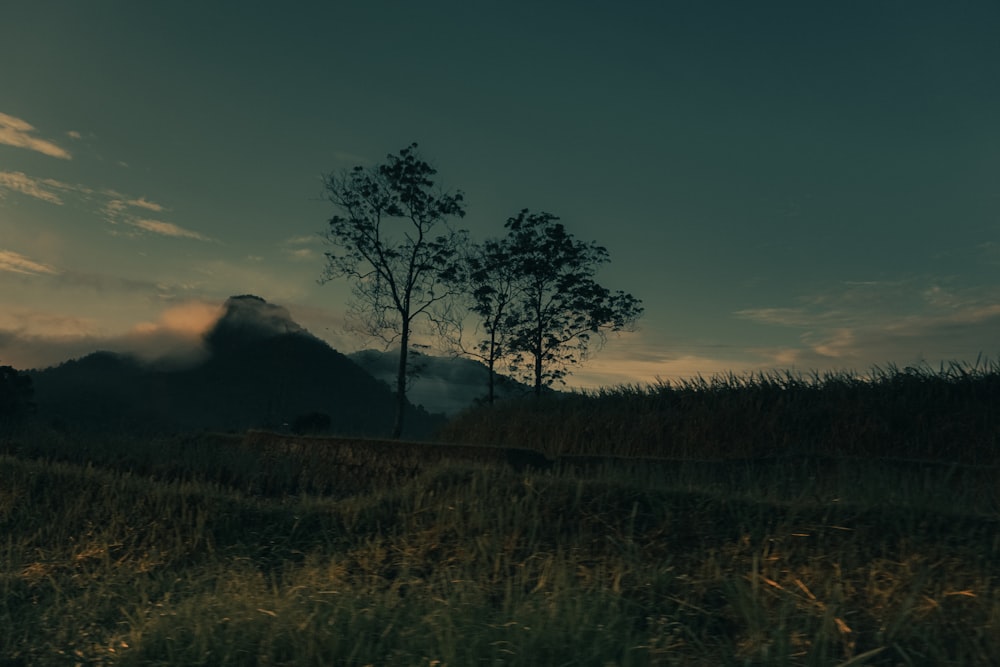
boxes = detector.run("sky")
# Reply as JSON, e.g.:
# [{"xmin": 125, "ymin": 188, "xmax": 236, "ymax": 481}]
[{"xmin": 1, "ymin": 1, "xmax": 999, "ymax": 389}]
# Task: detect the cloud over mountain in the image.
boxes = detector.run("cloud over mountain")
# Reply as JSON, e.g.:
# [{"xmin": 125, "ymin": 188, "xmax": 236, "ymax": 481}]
[
  {"xmin": 204, "ymin": 295, "xmax": 306, "ymax": 351},
  {"xmin": 27, "ymin": 294, "xmax": 446, "ymax": 438}
]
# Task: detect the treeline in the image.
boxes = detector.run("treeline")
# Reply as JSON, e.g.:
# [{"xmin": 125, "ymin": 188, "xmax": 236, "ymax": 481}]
[{"xmin": 437, "ymin": 361, "xmax": 1000, "ymax": 465}]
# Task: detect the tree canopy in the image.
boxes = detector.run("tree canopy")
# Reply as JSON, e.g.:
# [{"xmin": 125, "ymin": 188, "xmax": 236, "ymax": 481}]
[
  {"xmin": 465, "ymin": 210, "xmax": 643, "ymax": 397},
  {"xmin": 321, "ymin": 143, "xmax": 467, "ymax": 437}
]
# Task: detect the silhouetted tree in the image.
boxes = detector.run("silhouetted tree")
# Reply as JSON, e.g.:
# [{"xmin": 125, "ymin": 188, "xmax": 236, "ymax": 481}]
[
  {"xmin": 499, "ymin": 210, "xmax": 643, "ymax": 396},
  {"xmin": 0, "ymin": 365, "xmax": 34, "ymax": 431},
  {"xmin": 448, "ymin": 238, "xmax": 525, "ymax": 404},
  {"xmin": 320, "ymin": 143, "xmax": 467, "ymax": 438}
]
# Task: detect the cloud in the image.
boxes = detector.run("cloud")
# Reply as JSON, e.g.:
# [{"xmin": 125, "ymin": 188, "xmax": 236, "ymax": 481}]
[
  {"xmin": 0, "ymin": 112, "xmax": 72, "ymax": 159},
  {"xmin": 99, "ymin": 195, "xmax": 211, "ymax": 241},
  {"xmin": 66, "ymin": 130, "xmax": 82, "ymax": 140},
  {"xmin": 0, "ymin": 168, "xmax": 208, "ymax": 243},
  {"xmin": 0, "ymin": 309, "xmax": 107, "ymax": 370},
  {"xmin": 130, "ymin": 219, "xmax": 212, "ymax": 241},
  {"xmin": 0, "ymin": 175, "xmax": 181, "ymax": 241},
  {"xmin": 733, "ymin": 307, "xmax": 813, "ymax": 327},
  {"xmin": 128, "ymin": 197, "xmax": 165, "ymax": 212},
  {"xmin": 564, "ymin": 278, "xmax": 1000, "ymax": 389},
  {"xmin": 568, "ymin": 331, "xmax": 777, "ymax": 388},
  {"xmin": 0, "ymin": 249, "xmax": 60, "ymax": 276},
  {"xmin": 0, "ymin": 300, "xmax": 224, "ymax": 370},
  {"xmin": 285, "ymin": 235, "xmax": 321, "ymax": 245},
  {"xmin": 0, "ymin": 170, "xmax": 80, "ymax": 204},
  {"xmin": 281, "ymin": 234, "xmax": 322, "ymax": 261},
  {"xmin": 573, "ymin": 353, "xmax": 770, "ymax": 389},
  {"xmin": 144, "ymin": 302, "xmax": 224, "ymax": 335},
  {"xmin": 733, "ymin": 279, "xmax": 1000, "ymax": 372}
]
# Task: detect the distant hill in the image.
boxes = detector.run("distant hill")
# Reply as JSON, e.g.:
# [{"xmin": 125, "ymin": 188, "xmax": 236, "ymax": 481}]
[
  {"xmin": 29, "ymin": 295, "xmax": 444, "ymax": 439},
  {"xmin": 348, "ymin": 349, "xmax": 538, "ymax": 415}
]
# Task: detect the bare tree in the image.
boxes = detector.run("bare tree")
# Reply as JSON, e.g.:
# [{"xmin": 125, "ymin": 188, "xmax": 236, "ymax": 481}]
[{"xmin": 320, "ymin": 144, "xmax": 466, "ymax": 437}]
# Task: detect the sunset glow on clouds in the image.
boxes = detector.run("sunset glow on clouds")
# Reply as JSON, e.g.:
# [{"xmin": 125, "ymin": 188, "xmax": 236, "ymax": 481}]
[
  {"xmin": 0, "ymin": 299, "xmax": 226, "ymax": 370},
  {"xmin": 0, "ymin": 112, "xmax": 71, "ymax": 159},
  {"xmin": 0, "ymin": 249, "xmax": 59, "ymax": 276},
  {"xmin": 130, "ymin": 301, "xmax": 223, "ymax": 338},
  {"xmin": 0, "ymin": 171, "xmax": 75, "ymax": 205},
  {"xmin": 130, "ymin": 218, "xmax": 212, "ymax": 241},
  {"xmin": 0, "ymin": 168, "xmax": 210, "ymax": 242}
]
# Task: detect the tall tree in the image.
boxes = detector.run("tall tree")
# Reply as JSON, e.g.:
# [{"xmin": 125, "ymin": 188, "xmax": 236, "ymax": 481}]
[
  {"xmin": 457, "ymin": 237, "xmax": 524, "ymax": 404},
  {"xmin": 320, "ymin": 144, "xmax": 466, "ymax": 438},
  {"xmin": 501, "ymin": 210, "xmax": 643, "ymax": 396}
]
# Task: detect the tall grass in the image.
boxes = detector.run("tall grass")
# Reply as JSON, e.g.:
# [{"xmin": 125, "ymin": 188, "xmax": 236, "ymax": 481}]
[
  {"xmin": 2, "ymin": 360, "xmax": 999, "ymax": 664},
  {"xmin": 438, "ymin": 361, "xmax": 1000, "ymax": 463},
  {"xmin": 3, "ymin": 450, "xmax": 998, "ymax": 665}
]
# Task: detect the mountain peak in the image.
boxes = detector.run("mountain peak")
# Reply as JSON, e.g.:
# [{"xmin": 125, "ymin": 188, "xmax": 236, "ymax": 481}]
[{"xmin": 204, "ymin": 294, "xmax": 307, "ymax": 352}]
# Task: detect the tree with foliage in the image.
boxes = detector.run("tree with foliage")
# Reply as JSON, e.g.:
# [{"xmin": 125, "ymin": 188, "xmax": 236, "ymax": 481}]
[
  {"xmin": 320, "ymin": 143, "xmax": 467, "ymax": 438},
  {"xmin": 444, "ymin": 237, "xmax": 526, "ymax": 405},
  {"xmin": 492, "ymin": 209, "xmax": 643, "ymax": 396}
]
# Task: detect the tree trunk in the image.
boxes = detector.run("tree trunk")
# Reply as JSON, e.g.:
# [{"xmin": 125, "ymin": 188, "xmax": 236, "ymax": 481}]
[
  {"xmin": 392, "ymin": 322, "xmax": 409, "ymax": 439},
  {"xmin": 533, "ymin": 331, "xmax": 543, "ymax": 398},
  {"xmin": 487, "ymin": 330, "xmax": 497, "ymax": 405}
]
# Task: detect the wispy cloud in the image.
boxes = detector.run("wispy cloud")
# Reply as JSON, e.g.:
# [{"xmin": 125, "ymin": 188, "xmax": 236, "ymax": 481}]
[
  {"xmin": 101, "ymin": 195, "xmax": 212, "ymax": 241},
  {"xmin": 101, "ymin": 194, "xmax": 168, "ymax": 218},
  {"xmin": 563, "ymin": 327, "xmax": 792, "ymax": 388},
  {"xmin": 0, "ymin": 249, "xmax": 60, "ymax": 276},
  {"xmin": 129, "ymin": 197, "xmax": 164, "ymax": 212},
  {"xmin": 0, "ymin": 112, "xmax": 71, "ymax": 159},
  {"xmin": 284, "ymin": 235, "xmax": 322, "ymax": 245},
  {"xmin": 0, "ymin": 170, "xmax": 86, "ymax": 205},
  {"xmin": 281, "ymin": 234, "xmax": 322, "ymax": 261},
  {"xmin": 733, "ymin": 307, "xmax": 813, "ymax": 327},
  {"xmin": 733, "ymin": 279, "xmax": 1000, "ymax": 371},
  {"xmin": 131, "ymin": 218, "xmax": 212, "ymax": 241},
  {"xmin": 0, "ymin": 170, "xmax": 211, "ymax": 242},
  {"xmin": 569, "ymin": 279, "xmax": 1000, "ymax": 388}
]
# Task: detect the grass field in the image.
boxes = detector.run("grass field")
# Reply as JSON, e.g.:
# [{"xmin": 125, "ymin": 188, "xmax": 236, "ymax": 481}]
[{"xmin": 2, "ymin": 364, "xmax": 998, "ymax": 665}]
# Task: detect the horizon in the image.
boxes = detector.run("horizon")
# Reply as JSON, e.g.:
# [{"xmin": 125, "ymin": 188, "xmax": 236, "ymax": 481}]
[{"xmin": 2, "ymin": 2, "xmax": 999, "ymax": 391}]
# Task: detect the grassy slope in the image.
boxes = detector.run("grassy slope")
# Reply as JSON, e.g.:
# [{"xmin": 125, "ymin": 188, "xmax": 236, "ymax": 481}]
[
  {"xmin": 2, "ymin": 445, "xmax": 998, "ymax": 666},
  {"xmin": 2, "ymin": 364, "xmax": 999, "ymax": 665}
]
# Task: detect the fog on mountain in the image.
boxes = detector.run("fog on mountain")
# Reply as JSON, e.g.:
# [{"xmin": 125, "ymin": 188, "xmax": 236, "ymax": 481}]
[{"xmin": 27, "ymin": 295, "xmax": 446, "ymax": 439}]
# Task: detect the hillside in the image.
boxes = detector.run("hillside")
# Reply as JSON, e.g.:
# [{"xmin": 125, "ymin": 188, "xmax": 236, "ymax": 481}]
[{"xmin": 28, "ymin": 295, "xmax": 444, "ymax": 439}]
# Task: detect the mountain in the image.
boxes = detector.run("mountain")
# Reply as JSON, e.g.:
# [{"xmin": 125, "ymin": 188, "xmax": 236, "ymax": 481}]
[
  {"xmin": 348, "ymin": 349, "xmax": 536, "ymax": 415},
  {"xmin": 29, "ymin": 295, "xmax": 445, "ymax": 439}
]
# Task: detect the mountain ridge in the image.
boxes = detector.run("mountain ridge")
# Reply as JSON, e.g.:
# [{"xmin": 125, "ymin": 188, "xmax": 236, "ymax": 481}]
[{"xmin": 28, "ymin": 295, "xmax": 444, "ymax": 439}]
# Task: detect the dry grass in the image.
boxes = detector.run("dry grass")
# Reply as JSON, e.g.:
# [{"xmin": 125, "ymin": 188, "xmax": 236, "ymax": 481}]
[
  {"xmin": 1, "ymin": 361, "xmax": 998, "ymax": 665},
  {"xmin": 438, "ymin": 361, "xmax": 1000, "ymax": 464}
]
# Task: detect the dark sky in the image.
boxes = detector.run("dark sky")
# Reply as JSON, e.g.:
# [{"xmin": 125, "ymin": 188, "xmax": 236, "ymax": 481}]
[{"xmin": 2, "ymin": 1, "xmax": 998, "ymax": 386}]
